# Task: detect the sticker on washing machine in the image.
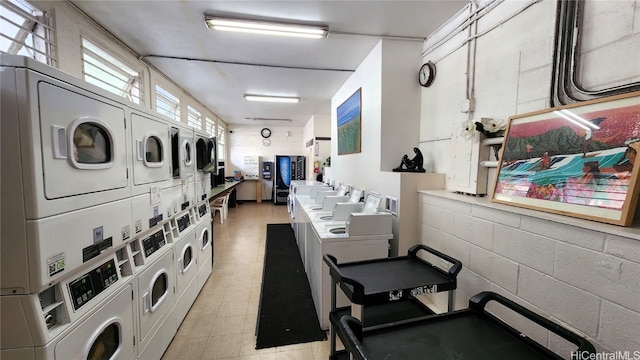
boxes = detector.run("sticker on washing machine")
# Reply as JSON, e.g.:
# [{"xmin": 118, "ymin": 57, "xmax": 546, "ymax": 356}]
[
  {"xmin": 135, "ymin": 219, "xmax": 143, "ymax": 233},
  {"xmin": 47, "ymin": 253, "xmax": 65, "ymax": 277},
  {"xmin": 122, "ymin": 225, "xmax": 131, "ymax": 240},
  {"xmin": 93, "ymin": 226, "xmax": 104, "ymax": 244},
  {"xmin": 182, "ymin": 180, "xmax": 188, "ymax": 194},
  {"xmin": 150, "ymin": 186, "xmax": 161, "ymax": 205}
]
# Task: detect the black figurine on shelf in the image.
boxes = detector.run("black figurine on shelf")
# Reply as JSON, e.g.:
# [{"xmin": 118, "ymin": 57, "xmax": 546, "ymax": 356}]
[{"xmin": 393, "ymin": 147, "xmax": 426, "ymax": 172}]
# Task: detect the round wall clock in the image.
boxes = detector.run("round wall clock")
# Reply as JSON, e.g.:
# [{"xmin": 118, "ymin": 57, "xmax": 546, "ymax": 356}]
[
  {"xmin": 261, "ymin": 128, "xmax": 271, "ymax": 138},
  {"xmin": 262, "ymin": 138, "xmax": 271, "ymax": 147},
  {"xmin": 418, "ymin": 61, "xmax": 436, "ymax": 87}
]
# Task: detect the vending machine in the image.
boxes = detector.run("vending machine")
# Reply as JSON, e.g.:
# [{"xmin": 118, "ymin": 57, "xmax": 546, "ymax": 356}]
[{"xmin": 273, "ymin": 155, "xmax": 305, "ymax": 204}]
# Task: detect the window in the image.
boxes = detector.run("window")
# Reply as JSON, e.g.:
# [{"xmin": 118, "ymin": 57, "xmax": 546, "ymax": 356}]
[
  {"xmin": 187, "ymin": 105, "xmax": 202, "ymax": 130},
  {"xmin": 81, "ymin": 37, "xmax": 143, "ymax": 104},
  {"xmin": 205, "ymin": 117, "xmax": 215, "ymax": 136},
  {"xmin": 0, "ymin": 0, "xmax": 55, "ymax": 65},
  {"xmin": 217, "ymin": 122, "xmax": 226, "ymax": 161},
  {"xmin": 155, "ymin": 85, "xmax": 180, "ymax": 122}
]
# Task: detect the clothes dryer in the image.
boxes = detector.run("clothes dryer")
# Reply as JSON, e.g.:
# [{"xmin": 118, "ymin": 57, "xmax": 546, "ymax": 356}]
[
  {"xmin": 0, "ymin": 55, "xmax": 131, "ymax": 221},
  {"xmin": 38, "ymin": 282, "xmax": 135, "ymax": 360},
  {"xmin": 171, "ymin": 226, "xmax": 198, "ymax": 327},
  {"xmin": 1, "ymin": 252, "xmax": 135, "ymax": 353},
  {"xmin": 15, "ymin": 198, "xmax": 133, "ymax": 294},
  {"xmin": 194, "ymin": 202, "xmax": 213, "ymax": 290},
  {"xmin": 129, "ymin": 109, "xmax": 172, "ymax": 196},
  {"xmin": 136, "ymin": 246, "xmax": 176, "ymax": 357}
]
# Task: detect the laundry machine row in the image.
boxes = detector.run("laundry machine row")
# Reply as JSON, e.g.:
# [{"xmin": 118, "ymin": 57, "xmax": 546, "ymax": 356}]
[
  {"xmin": 1, "ymin": 200, "xmax": 213, "ymax": 360},
  {"xmin": 1, "ymin": 54, "xmax": 216, "ymax": 359}
]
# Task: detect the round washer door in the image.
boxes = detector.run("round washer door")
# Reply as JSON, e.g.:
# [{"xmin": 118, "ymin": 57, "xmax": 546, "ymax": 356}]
[{"xmin": 54, "ymin": 284, "xmax": 134, "ymax": 360}]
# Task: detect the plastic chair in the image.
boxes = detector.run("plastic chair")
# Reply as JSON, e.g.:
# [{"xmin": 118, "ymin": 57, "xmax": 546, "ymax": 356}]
[{"xmin": 210, "ymin": 193, "xmax": 230, "ymax": 224}]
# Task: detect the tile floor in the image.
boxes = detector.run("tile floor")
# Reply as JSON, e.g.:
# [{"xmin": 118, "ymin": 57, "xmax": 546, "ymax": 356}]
[{"xmin": 162, "ymin": 201, "xmax": 331, "ymax": 360}]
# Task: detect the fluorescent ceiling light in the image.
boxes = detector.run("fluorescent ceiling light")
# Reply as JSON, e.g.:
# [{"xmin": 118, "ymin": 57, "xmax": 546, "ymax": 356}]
[
  {"xmin": 244, "ymin": 95, "xmax": 300, "ymax": 103},
  {"xmin": 246, "ymin": 117, "xmax": 293, "ymax": 122},
  {"xmin": 205, "ymin": 17, "xmax": 328, "ymax": 39}
]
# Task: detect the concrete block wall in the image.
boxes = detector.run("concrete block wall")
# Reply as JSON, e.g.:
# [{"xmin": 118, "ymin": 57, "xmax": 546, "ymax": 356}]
[{"xmin": 418, "ymin": 191, "xmax": 640, "ymax": 354}]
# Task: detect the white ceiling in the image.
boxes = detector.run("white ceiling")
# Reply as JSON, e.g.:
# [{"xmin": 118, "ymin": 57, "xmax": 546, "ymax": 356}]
[{"xmin": 71, "ymin": 1, "xmax": 469, "ymax": 126}]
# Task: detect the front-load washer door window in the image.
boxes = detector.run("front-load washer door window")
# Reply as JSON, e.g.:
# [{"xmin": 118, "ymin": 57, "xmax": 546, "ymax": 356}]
[
  {"xmin": 150, "ymin": 272, "xmax": 168, "ymax": 312},
  {"xmin": 73, "ymin": 122, "xmax": 112, "ymax": 165},
  {"xmin": 145, "ymin": 136, "xmax": 163, "ymax": 164},
  {"xmin": 200, "ymin": 228, "xmax": 210, "ymax": 251},
  {"xmin": 39, "ymin": 82, "xmax": 127, "ymax": 199},
  {"xmin": 86, "ymin": 321, "xmax": 120, "ymax": 360},
  {"xmin": 181, "ymin": 245, "xmax": 194, "ymax": 273}
]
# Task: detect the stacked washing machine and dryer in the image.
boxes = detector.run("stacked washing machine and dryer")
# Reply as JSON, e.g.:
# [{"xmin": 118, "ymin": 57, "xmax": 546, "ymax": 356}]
[{"xmin": 0, "ymin": 55, "xmax": 216, "ymax": 360}]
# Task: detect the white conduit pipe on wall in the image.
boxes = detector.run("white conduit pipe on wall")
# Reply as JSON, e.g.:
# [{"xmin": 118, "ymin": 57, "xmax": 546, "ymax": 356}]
[{"xmin": 423, "ymin": 0, "xmax": 542, "ymax": 63}]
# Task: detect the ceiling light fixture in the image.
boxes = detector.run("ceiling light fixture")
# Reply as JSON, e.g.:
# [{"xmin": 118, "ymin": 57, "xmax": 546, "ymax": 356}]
[
  {"xmin": 205, "ymin": 16, "xmax": 328, "ymax": 39},
  {"xmin": 244, "ymin": 95, "xmax": 300, "ymax": 103},
  {"xmin": 246, "ymin": 117, "xmax": 293, "ymax": 122}
]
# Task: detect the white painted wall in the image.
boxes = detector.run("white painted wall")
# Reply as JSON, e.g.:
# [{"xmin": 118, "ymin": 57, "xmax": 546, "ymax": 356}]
[
  {"xmin": 417, "ymin": 0, "xmax": 640, "ymax": 353},
  {"xmin": 227, "ymin": 124, "xmax": 304, "ymax": 200},
  {"xmin": 331, "ymin": 39, "xmax": 423, "ymax": 194}
]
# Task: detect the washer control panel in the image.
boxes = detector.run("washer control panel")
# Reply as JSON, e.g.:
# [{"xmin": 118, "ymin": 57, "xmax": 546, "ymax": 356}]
[
  {"xmin": 177, "ymin": 213, "xmax": 191, "ymax": 232},
  {"xmin": 68, "ymin": 259, "xmax": 118, "ymax": 311},
  {"xmin": 142, "ymin": 229, "xmax": 166, "ymax": 258}
]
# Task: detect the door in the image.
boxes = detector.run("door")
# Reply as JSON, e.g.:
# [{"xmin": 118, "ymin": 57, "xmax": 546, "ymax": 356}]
[
  {"xmin": 54, "ymin": 284, "xmax": 135, "ymax": 360},
  {"xmin": 195, "ymin": 134, "xmax": 216, "ymax": 173},
  {"xmin": 174, "ymin": 230, "xmax": 197, "ymax": 294},
  {"xmin": 130, "ymin": 112, "xmax": 171, "ymax": 187},
  {"xmin": 38, "ymin": 82, "xmax": 128, "ymax": 199},
  {"xmin": 137, "ymin": 250, "xmax": 175, "ymax": 342},
  {"xmin": 170, "ymin": 126, "xmax": 194, "ymax": 180}
]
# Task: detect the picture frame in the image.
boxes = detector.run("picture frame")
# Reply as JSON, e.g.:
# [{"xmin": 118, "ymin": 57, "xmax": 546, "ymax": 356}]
[
  {"xmin": 337, "ymin": 88, "xmax": 362, "ymax": 155},
  {"xmin": 491, "ymin": 91, "xmax": 640, "ymax": 226}
]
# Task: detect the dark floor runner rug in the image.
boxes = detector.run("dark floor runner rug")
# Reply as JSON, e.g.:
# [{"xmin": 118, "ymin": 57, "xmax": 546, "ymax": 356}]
[{"xmin": 255, "ymin": 223, "xmax": 327, "ymax": 349}]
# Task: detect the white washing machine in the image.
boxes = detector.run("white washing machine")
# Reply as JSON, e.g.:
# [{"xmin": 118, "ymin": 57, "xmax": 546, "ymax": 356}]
[
  {"xmin": 194, "ymin": 202, "xmax": 213, "ymax": 290},
  {"xmin": 0, "ymin": 55, "xmax": 131, "ymax": 221},
  {"xmin": 136, "ymin": 246, "xmax": 176, "ymax": 358},
  {"xmin": 171, "ymin": 226, "xmax": 199, "ymax": 328},
  {"xmin": 129, "ymin": 109, "xmax": 172, "ymax": 196},
  {"xmin": 16, "ymin": 197, "xmax": 133, "ymax": 294},
  {"xmin": 1, "ymin": 252, "xmax": 135, "ymax": 357}
]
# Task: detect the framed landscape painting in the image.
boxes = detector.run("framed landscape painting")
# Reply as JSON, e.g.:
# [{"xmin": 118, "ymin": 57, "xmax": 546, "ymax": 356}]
[
  {"xmin": 337, "ymin": 88, "xmax": 362, "ymax": 155},
  {"xmin": 491, "ymin": 91, "xmax": 640, "ymax": 226}
]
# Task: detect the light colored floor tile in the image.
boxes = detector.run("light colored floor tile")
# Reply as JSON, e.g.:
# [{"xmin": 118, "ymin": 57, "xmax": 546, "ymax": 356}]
[{"xmin": 162, "ymin": 202, "xmax": 330, "ymax": 360}]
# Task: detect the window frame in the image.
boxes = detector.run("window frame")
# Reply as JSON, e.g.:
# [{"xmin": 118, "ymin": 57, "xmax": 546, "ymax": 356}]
[
  {"xmin": 81, "ymin": 36, "xmax": 144, "ymax": 105},
  {"xmin": 155, "ymin": 84, "xmax": 181, "ymax": 122},
  {"xmin": 0, "ymin": 0, "xmax": 56, "ymax": 65}
]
